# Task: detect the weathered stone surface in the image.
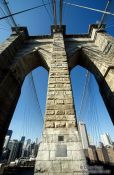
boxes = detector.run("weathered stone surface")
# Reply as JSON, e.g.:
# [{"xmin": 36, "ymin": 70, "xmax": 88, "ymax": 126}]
[
  {"xmin": 65, "ymin": 109, "xmax": 75, "ymax": 115},
  {"xmin": 67, "ymin": 121, "xmax": 76, "ymax": 128},
  {"xmin": 55, "ymin": 121, "xmax": 66, "ymax": 128},
  {"xmin": 45, "ymin": 121, "xmax": 55, "ymax": 128},
  {"xmin": 55, "ymin": 145, "xmax": 67, "ymax": 157},
  {"xmin": 0, "ymin": 24, "xmax": 113, "ymax": 174},
  {"xmin": 46, "ymin": 115, "xmax": 66, "ymax": 121},
  {"xmin": 55, "ymin": 110, "xmax": 65, "ymax": 115},
  {"xmin": 46, "ymin": 110, "xmax": 55, "ymax": 115},
  {"xmin": 55, "ymin": 100, "xmax": 64, "ymax": 104},
  {"xmin": 35, "ymin": 31, "xmax": 89, "ymax": 174},
  {"xmin": 35, "ymin": 128, "xmax": 88, "ymax": 174}
]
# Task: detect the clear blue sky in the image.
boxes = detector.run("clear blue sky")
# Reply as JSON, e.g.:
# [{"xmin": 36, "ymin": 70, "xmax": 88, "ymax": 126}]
[{"xmin": 0, "ymin": 0, "xmax": 114, "ymax": 144}]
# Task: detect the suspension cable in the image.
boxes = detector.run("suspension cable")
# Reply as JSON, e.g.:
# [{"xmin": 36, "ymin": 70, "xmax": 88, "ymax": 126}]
[
  {"xmin": 63, "ymin": 1, "xmax": 114, "ymax": 17},
  {"xmin": 3, "ymin": 0, "xmax": 17, "ymax": 27},
  {"xmin": 30, "ymin": 72, "xmax": 43, "ymax": 120},
  {"xmin": 48, "ymin": 0, "xmax": 53, "ymax": 16},
  {"xmin": 79, "ymin": 70, "xmax": 90, "ymax": 118},
  {"xmin": 106, "ymin": 24, "xmax": 114, "ymax": 29},
  {"xmin": 0, "ymin": 6, "xmax": 12, "ymax": 27},
  {"xmin": 98, "ymin": 0, "xmax": 111, "ymax": 29},
  {"xmin": 53, "ymin": 0, "xmax": 57, "ymax": 28},
  {"xmin": 60, "ymin": 0, "xmax": 63, "ymax": 27},
  {"xmin": 29, "ymin": 73, "xmax": 43, "ymax": 138},
  {"xmin": 50, "ymin": 0, "xmax": 54, "ymax": 24},
  {"xmin": 0, "ymin": 3, "xmax": 50, "ymax": 21},
  {"xmin": 41, "ymin": 0, "xmax": 52, "ymax": 22}
]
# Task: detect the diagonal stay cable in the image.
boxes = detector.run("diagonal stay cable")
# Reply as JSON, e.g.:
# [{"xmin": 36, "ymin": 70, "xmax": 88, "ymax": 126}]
[
  {"xmin": 42, "ymin": 0, "xmax": 53, "ymax": 22},
  {"xmin": 48, "ymin": 0, "xmax": 53, "ymax": 16},
  {"xmin": 106, "ymin": 24, "xmax": 114, "ymax": 29},
  {"xmin": 30, "ymin": 72, "xmax": 43, "ymax": 121},
  {"xmin": 0, "ymin": 2, "xmax": 50, "ymax": 20},
  {"xmin": 98, "ymin": 0, "xmax": 111, "ymax": 29},
  {"xmin": 3, "ymin": 0, "xmax": 17, "ymax": 27},
  {"xmin": 79, "ymin": 70, "xmax": 90, "ymax": 118},
  {"xmin": 89, "ymin": 76, "xmax": 101, "ymax": 146},
  {"xmin": 64, "ymin": 1, "xmax": 114, "ymax": 17},
  {"xmin": 28, "ymin": 73, "xmax": 42, "ymax": 138},
  {"xmin": 0, "ymin": 6, "xmax": 12, "ymax": 27}
]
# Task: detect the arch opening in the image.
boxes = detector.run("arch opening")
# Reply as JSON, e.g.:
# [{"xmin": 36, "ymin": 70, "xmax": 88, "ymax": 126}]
[
  {"xmin": 0, "ymin": 50, "xmax": 49, "ymax": 155},
  {"xmin": 68, "ymin": 50, "xmax": 114, "ymax": 125},
  {"xmin": 70, "ymin": 66, "xmax": 114, "ymax": 147},
  {"xmin": 10, "ymin": 66, "xmax": 48, "ymax": 140},
  {"xmin": 1, "ymin": 66, "xmax": 49, "ymax": 161}
]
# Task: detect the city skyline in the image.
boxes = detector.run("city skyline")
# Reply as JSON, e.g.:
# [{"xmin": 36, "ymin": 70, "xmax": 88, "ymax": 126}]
[
  {"xmin": 1, "ymin": 125, "xmax": 114, "ymax": 166},
  {"xmin": 7, "ymin": 121, "xmax": 114, "ymax": 148}
]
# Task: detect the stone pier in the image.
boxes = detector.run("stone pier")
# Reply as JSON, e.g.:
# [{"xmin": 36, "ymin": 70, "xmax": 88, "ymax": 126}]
[{"xmin": 35, "ymin": 31, "xmax": 88, "ymax": 175}]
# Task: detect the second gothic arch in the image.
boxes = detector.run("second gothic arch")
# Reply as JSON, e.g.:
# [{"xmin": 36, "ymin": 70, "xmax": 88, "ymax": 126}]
[{"xmin": 68, "ymin": 46, "xmax": 114, "ymax": 125}]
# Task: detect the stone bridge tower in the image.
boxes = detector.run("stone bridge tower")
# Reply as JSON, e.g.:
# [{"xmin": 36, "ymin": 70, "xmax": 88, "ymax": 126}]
[
  {"xmin": 34, "ymin": 27, "xmax": 88, "ymax": 174},
  {"xmin": 0, "ymin": 24, "xmax": 114, "ymax": 174}
]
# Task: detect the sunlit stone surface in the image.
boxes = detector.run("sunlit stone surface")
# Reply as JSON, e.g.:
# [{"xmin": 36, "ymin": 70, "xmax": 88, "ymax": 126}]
[{"xmin": 35, "ymin": 32, "xmax": 88, "ymax": 175}]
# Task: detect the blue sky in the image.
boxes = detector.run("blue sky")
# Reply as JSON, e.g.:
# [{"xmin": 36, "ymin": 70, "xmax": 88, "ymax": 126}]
[{"xmin": 0, "ymin": 0, "xmax": 114, "ymax": 143}]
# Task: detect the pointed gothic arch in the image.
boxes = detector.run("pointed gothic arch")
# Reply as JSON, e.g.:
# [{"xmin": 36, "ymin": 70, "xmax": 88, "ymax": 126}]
[
  {"xmin": 68, "ymin": 46, "xmax": 114, "ymax": 125},
  {"xmin": 0, "ymin": 28, "xmax": 50, "ymax": 153}
]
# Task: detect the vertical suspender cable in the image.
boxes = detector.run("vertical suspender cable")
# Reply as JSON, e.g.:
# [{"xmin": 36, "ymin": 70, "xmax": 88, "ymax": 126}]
[
  {"xmin": 60, "ymin": 0, "xmax": 63, "ymax": 27},
  {"xmin": 53, "ymin": 0, "xmax": 57, "ymax": 29},
  {"xmin": 51, "ymin": 0, "xmax": 54, "ymax": 13}
]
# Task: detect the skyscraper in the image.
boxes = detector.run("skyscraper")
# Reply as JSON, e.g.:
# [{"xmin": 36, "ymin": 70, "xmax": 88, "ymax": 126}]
[
  {"xmin": 17, "ymin": 136, "xmax": 25, "ymax": 158},
  {"xmin": 3, "ymin": 130, "xmax": 13, "ymax": 149},
  {"xmin": 3, "ymin": 136, "xmax": 10, "ymax": 149},
  {"xmin": 7, "ymin": 130, "xmax": 13, "ymax": 138},
  {"xmin": 21, "ymin": 136, "xmax": 25, "ymax": 143},
  {"xmin": 8, "ymin": 140, "xmax": 19, "ymax": 163},
  {"xmin": 100, "ymin": 133, "xmax": 112, "ymax": 146},
  {"xmin": 88, "ymin": 134, "xmax": 94, "ymax": 146},
  {"xmin": 78, "ymin": 121, "xmax": 89, "ymax": 149}
]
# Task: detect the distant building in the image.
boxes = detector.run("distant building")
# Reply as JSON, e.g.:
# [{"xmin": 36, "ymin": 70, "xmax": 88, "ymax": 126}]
[
  {"xmin": 33, "ymin": 142, "xmax": 40, "ymax": 157},
  {"xmin": 88, "ymin": 145, "xmax": 98, "ymax": 162},
  {"xmin": 107, "ymin": 147, "xmax": 114, "ymax": 164},
  {"xmin": 21, "ymin": 139, "xmax": 32, "ymax": 158},
  {"xmin": 78, "ymin": 121, "xmax": 89, "ymax": 149},
  {"xmin": 99, "ymin": 142, "xmax": 104, "ymax": 148},
  {"xmin": 3, "ymin": 136, "xmax": 10, "ymax": 149},
  {"xmin": 84, "ymin": 149, "xmax": 89, "ymax": 162},
  {"xmin": 8, "ymin": 140, "xmax": 19, "ymax": 163},
  {"xmin": 3, "ymin": 130, "xmax": 13, "ymax": 149},
  {"xmin": 7, "ymin": 130, "xmax": 13, "ymax": 138},
  {"xmin": 100, "ymin": 133, "xmax": 112, "ymax": 146},
  {"xmin": 88, "ymin": 134, "xmax": 94, "ymax": 146},
  {"xmin": 96, "ymin": 146, "xmax": 109, "ymax": 163},
  {"xmin": 21, "ymin": 136, "xmax": 25, "ymax": 143},
  {"xmin": 35, "ymin": 138, "xmax": 39, "ymax": 145},
  {"xmin": 26, "ymin": 139, "xmax": 31, "ymax": 146},
  {"xmin": 17, "ymin": 136, "xmax": 25, "ymax": 158}
]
